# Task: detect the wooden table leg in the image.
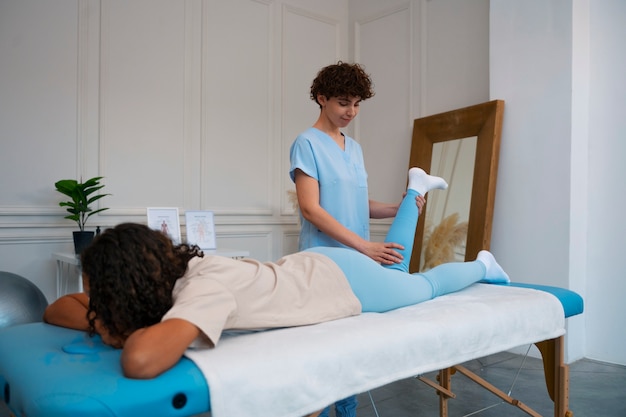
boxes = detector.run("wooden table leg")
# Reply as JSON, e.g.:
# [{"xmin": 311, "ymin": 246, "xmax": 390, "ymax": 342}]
[{"xmin": 535, "ymin": 336, "xmax": 573, "ymax": 417}]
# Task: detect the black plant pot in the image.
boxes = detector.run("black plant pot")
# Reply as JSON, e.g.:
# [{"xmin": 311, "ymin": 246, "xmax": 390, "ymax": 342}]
[{"xmin": 73, "ymin": 231, "xmax": 95, "ymax": 255}]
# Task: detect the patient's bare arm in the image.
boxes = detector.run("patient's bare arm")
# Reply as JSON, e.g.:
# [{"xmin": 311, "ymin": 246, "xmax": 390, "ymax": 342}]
[
  {"xmin": 121, "ymin": 318, "xmax": 200, "ymax": 379},
  {"xmin": 43, "ymin": 292, "xmax": 126, "ymax": 349},
  {"xmin": 43, "ymin": 292, "xmax": 90, "ymax": 331}
]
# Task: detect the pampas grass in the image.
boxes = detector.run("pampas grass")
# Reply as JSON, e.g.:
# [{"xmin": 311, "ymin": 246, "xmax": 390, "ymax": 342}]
[
  {"xmin": 422, "ymin": 212, "xmax": 468, "ymax": 271},
  {"xmin": 287, "ymin": 189, "xmax": 299, "ymax": 211},
  {"xmin": 287, "ymin": 189, "xmax": 301, "ymax": 226}
]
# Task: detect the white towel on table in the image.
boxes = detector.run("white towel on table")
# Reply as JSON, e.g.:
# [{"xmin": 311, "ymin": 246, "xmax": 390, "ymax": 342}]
[{"xmin": 184, "ymin": 283, "xmax": 565, "ymax": 417}]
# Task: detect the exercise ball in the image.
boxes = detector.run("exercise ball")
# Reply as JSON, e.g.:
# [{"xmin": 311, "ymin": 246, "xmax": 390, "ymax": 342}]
[{"xmin": 0, "ymin": 271, "xmax": 48, "ymax": 329}]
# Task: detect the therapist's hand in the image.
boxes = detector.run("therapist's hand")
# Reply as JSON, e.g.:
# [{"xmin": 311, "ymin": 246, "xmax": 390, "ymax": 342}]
[
  {"xmin": 416, "ymin": 194, "xmax": 426, "ymax": 213},
  {"xmin": 401, "ymin": 192, "xmax": 426, "ymax": 214},
  {"xmin": 358, "ymin": 240, "xmax": 404, "ymax": 265}
]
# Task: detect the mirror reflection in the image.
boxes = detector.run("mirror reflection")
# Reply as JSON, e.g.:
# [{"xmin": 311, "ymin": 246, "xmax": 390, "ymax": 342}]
[{"xmin": 420, "ymin": 137, "xmax": 476, "ymax": 271}]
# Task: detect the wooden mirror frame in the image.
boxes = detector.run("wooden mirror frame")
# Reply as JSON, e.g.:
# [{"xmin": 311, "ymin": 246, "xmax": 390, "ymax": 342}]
[{"xmin": 408, "ymin": 100, "xmax": 504, "ymax": 272}]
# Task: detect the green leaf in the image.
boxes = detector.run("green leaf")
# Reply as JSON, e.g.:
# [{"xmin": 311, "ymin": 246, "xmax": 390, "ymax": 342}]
[{"xmin": 54, "ymin": 176, "xmax": 110, "ymax": 230}]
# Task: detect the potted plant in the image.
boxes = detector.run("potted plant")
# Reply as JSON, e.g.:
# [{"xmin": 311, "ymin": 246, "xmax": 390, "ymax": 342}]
[{"xmin": 55, "ymin": 176, "xmax": 110, "ymax": 254}]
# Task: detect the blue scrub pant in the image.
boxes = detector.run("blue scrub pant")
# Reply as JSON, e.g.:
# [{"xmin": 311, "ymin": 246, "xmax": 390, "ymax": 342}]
[{"xmin": 318, "ymin": 396, "xmax": 356, "ymax": 417}]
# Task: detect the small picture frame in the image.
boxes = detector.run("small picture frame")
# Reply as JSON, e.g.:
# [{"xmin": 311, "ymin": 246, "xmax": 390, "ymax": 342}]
[
  {"xmin": 146, "ymin": 207, "xmax": 181, "ymax": 244},
  {"xmin": 185, "ymin": 210, "xmax": 216, "ymax": 250}
]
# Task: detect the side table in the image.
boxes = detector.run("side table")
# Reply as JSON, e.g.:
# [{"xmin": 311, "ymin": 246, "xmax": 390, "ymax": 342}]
[{"xmin": 51, "ymin": 252, "xmax": 82, "ymax": 298}]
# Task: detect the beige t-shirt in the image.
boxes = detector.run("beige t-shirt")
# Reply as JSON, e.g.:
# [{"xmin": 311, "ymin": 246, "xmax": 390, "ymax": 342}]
[{"xmin": 161, "ymin": 251, "xmax": 362, "ymax": 347}]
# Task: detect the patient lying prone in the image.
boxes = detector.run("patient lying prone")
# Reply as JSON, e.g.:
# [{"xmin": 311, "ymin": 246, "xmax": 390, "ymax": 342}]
[{"xmin": 44, "ymin": 168, "xmax": 509, "ymax": 382}]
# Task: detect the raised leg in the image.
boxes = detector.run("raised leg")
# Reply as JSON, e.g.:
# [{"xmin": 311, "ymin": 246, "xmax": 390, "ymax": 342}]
[{"xmin": 384, "ymin": 168, "xmax": 448, "ymax": 273}]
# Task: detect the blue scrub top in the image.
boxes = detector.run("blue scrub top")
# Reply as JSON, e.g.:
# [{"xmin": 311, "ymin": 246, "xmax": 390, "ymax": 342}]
[{"xmin": 289, "ymin": 127, "xmax": 370, "ymax": 250}]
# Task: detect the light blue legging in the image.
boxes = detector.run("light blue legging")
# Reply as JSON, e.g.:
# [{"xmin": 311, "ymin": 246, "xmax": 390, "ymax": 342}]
[{"xmin": 305, "ymin": 189, "xmax": 487, "ymax": 312}]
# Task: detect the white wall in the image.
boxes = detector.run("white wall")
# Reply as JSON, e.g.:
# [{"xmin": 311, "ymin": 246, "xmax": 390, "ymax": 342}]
[
  {"xmin": 490, "ymin": 0, "xmax": 625, "ymax": 365},
  {"xmin": 490, "ymin": 0, "xmax": 574, "ymax": 289},
  {"xmin": 490, "ymin": 0, "xmax": 579, "ymax": 360},
  {"xmin": 585, "ymin": 0, "xmax": 626, "ymax": 365}
]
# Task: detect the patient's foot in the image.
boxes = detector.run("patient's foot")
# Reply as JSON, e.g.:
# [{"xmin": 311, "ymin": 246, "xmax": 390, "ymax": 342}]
[
  {"xmin": 476, "ymin": 250, "xmax": 510, "ymax": 283},
  {"xmin": 408, "ymin": 167, "xmax": 448, "ymax": 196}
]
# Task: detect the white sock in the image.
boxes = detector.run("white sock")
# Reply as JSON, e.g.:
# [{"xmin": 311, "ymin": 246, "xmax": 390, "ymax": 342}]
[
  {"xmin": 407, "ymin": 167, "xmax": 448, "ymax": 196},
  {"xmin": 476, "ymin": 250, "xmax": 510, "ymax": 283}
]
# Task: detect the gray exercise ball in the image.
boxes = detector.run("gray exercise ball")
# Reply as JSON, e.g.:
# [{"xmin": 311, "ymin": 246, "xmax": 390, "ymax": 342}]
[{"xmin": 0, "ymin": 271, "xmax": 48, "ymax": 329}]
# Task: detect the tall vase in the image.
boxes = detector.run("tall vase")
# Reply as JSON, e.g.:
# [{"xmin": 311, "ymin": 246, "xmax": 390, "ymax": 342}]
[{"xmin": 73, "ymin": 231, "xmax": 95, "ymax": 255}]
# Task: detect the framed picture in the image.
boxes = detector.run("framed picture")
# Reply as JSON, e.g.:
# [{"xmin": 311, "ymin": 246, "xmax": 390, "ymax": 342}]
[
  {"xmin": 185, "ymin": 210, "xmax": 216, "ymax": 250},
  {"xmin": 146, "ymin": 207, "xmax": 181, "ymax": 244}
]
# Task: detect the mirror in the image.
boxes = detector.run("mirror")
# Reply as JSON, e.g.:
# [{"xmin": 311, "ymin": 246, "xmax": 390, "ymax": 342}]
[
  {"xmin": 408, "ymin": 100, "xmax": 504, "ymax": 273},
  {"xmin": 421, "ymin": 136, "xmax": 476, "ymax": 270}
]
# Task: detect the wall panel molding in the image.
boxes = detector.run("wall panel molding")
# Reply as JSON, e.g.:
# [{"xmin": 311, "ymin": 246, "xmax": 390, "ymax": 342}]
[
  {"xmin": 98, "ymin": 0, "xmax": 189, "ymax": 210},
  {"xmin": 183, "ymin": 0, "xmax": 203, "ymax": 211},
  {"xmin": 200, "ymin": 0, "xmax": 275, "ymax": 214}
]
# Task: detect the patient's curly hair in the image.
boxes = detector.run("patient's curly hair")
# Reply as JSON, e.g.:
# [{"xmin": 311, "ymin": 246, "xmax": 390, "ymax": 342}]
[
  {"xmin": 81, "ymin": 223, "xmax": 203, "ymax": 341},
  {"xmin": 310, "ymin": 61, "xmax": 374, "ymax": 107}
]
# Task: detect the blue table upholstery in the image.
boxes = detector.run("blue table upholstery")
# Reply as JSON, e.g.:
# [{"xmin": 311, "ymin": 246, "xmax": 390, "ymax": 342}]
[
  {"xmin": 0, "ymin": 323, "xmax": 209, "ymax": 417},
  {"xmin": 503, "ymin": 282, "xmax": 584, "ymax": 318}
]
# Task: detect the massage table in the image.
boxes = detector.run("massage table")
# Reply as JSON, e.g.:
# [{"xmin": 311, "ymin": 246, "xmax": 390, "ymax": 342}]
[{"xmin": 0, "ymin": 282, "xmax": 582, "ymax": 417}]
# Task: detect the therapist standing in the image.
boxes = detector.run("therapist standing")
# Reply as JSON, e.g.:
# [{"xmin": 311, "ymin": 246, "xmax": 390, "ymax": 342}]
[{"xmin": 289, "ymin": 61, "xmax": 425, "ymax": 417}]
